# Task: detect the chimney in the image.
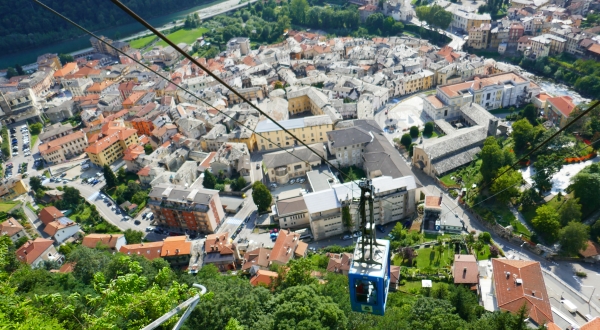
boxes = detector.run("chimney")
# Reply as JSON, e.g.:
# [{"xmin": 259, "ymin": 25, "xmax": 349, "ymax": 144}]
[
  {"xmin": 463, "ymin": 267, "xmax": 467, "ymax": 273},
  {"xmin": 176, "ymin": 249, "xmax": 180, "ymax": 254}
]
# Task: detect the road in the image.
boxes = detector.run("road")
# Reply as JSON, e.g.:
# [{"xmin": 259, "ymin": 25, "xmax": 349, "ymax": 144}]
[{"xmin": 409, "ymin": 18, "xmax": 466, "ymax": 50}]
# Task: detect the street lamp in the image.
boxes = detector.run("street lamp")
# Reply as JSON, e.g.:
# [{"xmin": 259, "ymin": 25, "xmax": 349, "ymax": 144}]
[{"xmin": 581, "ymin": 285, "xmax": 596, "ymax": 304}]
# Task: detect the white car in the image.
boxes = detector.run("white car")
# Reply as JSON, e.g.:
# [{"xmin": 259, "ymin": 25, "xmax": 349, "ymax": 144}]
[{"xmin": 146, "ymin": 227, "xmax": 154, "ymax": 232}]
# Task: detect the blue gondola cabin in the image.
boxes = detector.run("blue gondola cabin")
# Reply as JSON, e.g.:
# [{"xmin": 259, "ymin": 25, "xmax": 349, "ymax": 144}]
[{"xmin": 348, "ymin": 238, "xmax": 391, "ymax": 315}]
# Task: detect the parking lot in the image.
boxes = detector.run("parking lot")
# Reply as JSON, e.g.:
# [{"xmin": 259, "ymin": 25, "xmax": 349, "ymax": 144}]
[
  {"xmin": 5, "ymin": 125, "xmax": 37, "ymax": 179},
  {"xmin": 268, "ymin": 179, "xmax": 310, "ymax": 198}
]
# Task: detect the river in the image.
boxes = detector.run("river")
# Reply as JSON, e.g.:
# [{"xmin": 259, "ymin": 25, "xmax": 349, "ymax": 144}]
[{"xmin": 0, "ymin": 0, "xmax": 231, "ymax": 69}]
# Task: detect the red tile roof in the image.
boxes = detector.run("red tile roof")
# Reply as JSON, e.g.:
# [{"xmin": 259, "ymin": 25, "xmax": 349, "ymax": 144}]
[
  {"xmin": 547, "ymin": 95, "xmax": 576, "ymax": 117},
  {"xmin": 242, "ymin": 247, "xmax": 272, "ymax": 271},
  {"xmin": 123, "ymin": 143, "xmax": 145, "ymax": 161},
  {"xmin": 161, "ymin": 236, "xmax": 192, "ymax": 257},
  {"xmin": 271, "ymin": 229, "xmax": 306, "ymax": 264},
  {"xmin": 580, "ymin": 240, "xmax": 600, "ymax": 258},
  {"xmin": 137, "ymin": 166, "xmax": 151, "ymax": 176},
  {"xmin": 492, "ymin": 259, "xmax": 553, "ymax": 324},
  {"xmin": 581, "ymin": 317, "xmax": 600, "ymax": 330},
  {"xmin": 326, "ymin": 252, "xmax": 353, "ymax": 273},
  {"xmin": 205, "ymin": 232, "xmax": 234, "ymax": 255},
  {"xmin": 119, "ymin": 241, "xmax": 164, "ymax": 260},
  {"xmin": 39, "ymin": 206, "xmax": 64, "ymax": 225},
  {"xmin": 43, "ymin": 220, "xmax": 78, "ymax": 236},
  {"xmin": 453, "ymin": 254, "xmax": 479, "ymax": 284},
  {"xmin": 39, "ymin": 131, "xmax": 86, "ymax": 155},
  {"xmin": 587, "ymin": 43, "xmax": 600, "ymax": 55},
  {"xmin": 250, "ymin": 270, "xmax": 278, "ymax": 287},
  {"xmin": 15, "ymin": 238, "xmax": 55, "ymax": 264},
  {"xmin": 0, "ymin": 218, "xmax": 24, "ymax": 236},
  {"xmin": 82, "ymin": 234, "xmax": 124, "ymax": 249},
  {"xmin": 425, "ymin": 196, "xmax": 442, "ymax": 208}
]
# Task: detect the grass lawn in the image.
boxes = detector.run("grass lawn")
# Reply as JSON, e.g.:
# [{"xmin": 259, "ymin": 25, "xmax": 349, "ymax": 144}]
[
  {"xmin": 130, "ymin": 35, "xmax": 157, "ymax": 49},
  {"xmin": 340, "ymin": 165, "xmax": 366, "ymax": 182},
  {"xmin": 422, "ymin": 233, "xmax": 452, "ymax": 242},
  {"xmin": 413, "ymin": 246, "xmax": 454, "ymax": 268},
  {"xmin": 510, "ymin": 219, "xmax": 531, "ymax": 238},
  {"xmin": 0, "ymin": 202, "xmax": 18, "ymax": 212},
  {"xmin": 476, "ymin": 201, "xmax": 516, "ymax": 227},
  {"xmin": 156, "ymin": 27, "xmax": 209, "ymax": 47},
  {"xmin": 30, "ymin": 134, "xmax": 38, "ymax": 149},
  {"xmin": 68, "ymin": 204, "xmax": 92, "ymax": 222},
  {"xmin": 439, "ymin": 173, "xmax": 457, "ymax": 186},
  {"xmin": 475, "ymin": 245, "xmax": 492, "ymax": 260}
]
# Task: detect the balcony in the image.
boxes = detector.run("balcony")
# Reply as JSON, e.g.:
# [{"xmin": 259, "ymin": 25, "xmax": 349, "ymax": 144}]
[{"xmin": 275, "ymin": 167, "xmax": 288, "ymax": 176}]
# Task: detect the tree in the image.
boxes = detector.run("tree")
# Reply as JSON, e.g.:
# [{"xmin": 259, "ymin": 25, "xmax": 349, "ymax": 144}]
[
  {"xmin": 558, "ymin": 198, "xmax": 582, "ymax": 226},
  {"xmin": 490, "ymin": 166, "xmax": 522, "ymax": 203},
  {"xmin": 131, "ymin": 191, "xmax": 148, "ymax": 206},
  {"xmin": 522, "ymin": 104, "xmax": 538, "ymax": 125},
  {"xmin": 346, "ymin": 167, "xmax": 358, "ymax": 181},
  {"xmin": 231, "ymin": 176, "xmax": 247, "ymax": 191},
  {"xmin": 203, "ymin": 169, "xmax": 217, "ymax": 189},
  {"xmin": 30, "ymin": 177, "xmax": 44, "ymax": 192},
  {"xmin": 58, "ymin": 53, "xmax": 74, "ymax": 65},
  {"xmin": 431, "ymin": 6, "xmax": 452, "ymax": 30},
  {"xmin": 559, "ymin": 221, "xmax": 589, "ymax": 255},
  {"xmin": 489, "ymin": 244, "xmax": 499, "ymax": 257},
  {"xmin": 570, "ymin": 164, "xmax": 600, "ymax": 215},
  {"xmin": 276, "ymin": 15, "xmax": 292, "ymax": 34},
  {"xmin": 400, "ymin": 133, "xmax": 413, "ymax": 150},
  {"xmin": 342, "ymin": 205, "xmax": 353, "ymax": 229},
  {"xmin": 423, "ymin": 122, "xmax": 434, "ymax": 137},
  {"xmin": 479, "ymin": 232, "xmax": 491, "ymax": 243},
  {"xmin": 225, "ymin": 318, "xmax": 244, "ymax": 330},
  {"xmin": 289, "ymin": 0, "xmax": 309, "ymax": 24},
  {"xmin": 410, "ymin": 126, "xmax": 419, "ymax": 138},
  {"xmin": 124, "ymin": 229, "xmax": 144, "ymax": 244},
  {"xmin": 103, "ymin": 164, "xmax": 118, "ymax": 188},
  {"xmin": 532, "ymin": 204, "xmax": 561, "ymax": 242},
  {"xmin": 252, "ymin": 181, "xmax": 272, "ymax": 212},
  {"xmin": 274, "ymin": 81, "xmax": 284, "ymax": 89},
  {"xmin": 117, "ymin": 167, "xmax": 127, "ymax": 183},
  {"xmin": 29, "ymin": 123, "xmax": 42, "ymax": 135},
  {"xmin": 532, "ymin": 154, "xmax": 561, "ymax": 192},
  {"xmin": 480, "ymin": 137, "xmax": 504, "ymax": 183},
  {"xmin": 5, "ymin": 67, "xmax": 18, "ymax": 79},
  {"xmin": 15, "ymin": 64, "xmax": 24, "ymax": 75},
  {"xmin": 144, "ymin": 144, "xmax": 153, "ymax": 155},
  {"xmin": 512, "ymin": 119, "xmax": 534, "ymax": 151},
  {"xmin": 272, "ymin": 286, "xmax": 347, "ymax": 329}
]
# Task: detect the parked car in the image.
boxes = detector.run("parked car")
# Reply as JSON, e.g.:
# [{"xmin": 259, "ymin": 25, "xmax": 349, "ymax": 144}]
[
  {"xmin": 342, "ymin": 235, "xmax": 352, "ymax": 240},
  {"xmin": 146, "ymin": 227, "xmax": 154, "ymax": 232},
  {"xmin": 289, "ymin": 179, "xmax": 295, "ymax": 184},
  {"xmin": 375, "ymin": 224, "xmax": 385, "ymax": 233},
  {"xmin": 353, "ymin": 232, "xmax": 362, "ymax": 238},
  {"xmin": 134, "ymin": 220, "xmax": 141, "ymax": 225},
  {"xmin": 308, "ymin": 247, "xmax": 317, "ymax": 252}
]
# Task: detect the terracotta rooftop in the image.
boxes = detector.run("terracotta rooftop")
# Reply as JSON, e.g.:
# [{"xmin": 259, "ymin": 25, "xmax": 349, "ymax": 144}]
[
  {"xmin": 426, "ymin": 95, "xmax": 444, "ymax": 109},
  {"xmin": 39, "ymin": 206, "xmax": 64, "ymax": 225},
  {"xmin": 271, "ymin": 229, "xmax": 307, "ymax": 264},
  {"xmin": 587, "ymin": 43, "xmax": 600, "ymax": 55},
  {"xmin": 250, "ymin": 269, "xmax": 278, "ymax": 287},
  {"xmin": 15, "ymin": 238, "xmax": 55, "ymax": 265},
  {"xmin": 119, "ymin": 241, "xmax": 164, "ymax": 260},
  {"xmin": 123, "ymin": 91, "xmax": 146, "ymax": 107},
  {"xmin": 86, "ymin": 80, "xmax": 114, "ymax": 93},
  {"xmin": 581, "ymin": 317, "xmax": 600, "ymax": 330},
  {"xmin": 547, "ymin": 95, "xmax": 576, "ymax": 117},
  {"xmin": 205, "ymin": 232, "xmax": 234, "ymax": 255},
  {"xmin": 439, "ymin": 72, "xmax": 528, "ymax": 98},
  {"xmin": 123, "ymin": 143, "xmax": 145, "ymax": 161},
  {"xmin": 43, "ymin": 219, "xmax": 77, "ymax": 236},
  {"xmin": 82, "ymin": 233, "xmax": 124, "ymax": 249},
  {"xmin": 242, "ymin": 247, "xmax": 272, "ymax": 271},
  {"xmin": 453, "ymin": 254, "xmax": 479, "ymax": 284},
  {"xmin": 39, "ymin": 131, "xmax": 86, "ymax": 155},
  {"xmin": 425, "ymin": 196, "xmax": 442, "ymax": 208},
  {"xmin": 492, "ymin": 259, "xmax": 553, "ymax": 325},
  {"xmin": 137, "ymin": 166, "xmax": 151, "ymax": 176},
  {"xmin": 0, "ymin": 218, "xmax": 24, "ymax": 237},
  {"xmin": 580, "ymin": 240, "xmax": 600, "ymax": 258},
  {"xmin": 326, "ymin": 252, "xmax": 353, "ymax": 273},
  {"xmin": 161, "ymin": 236, "xmax": 192, "ymax": 257},
  {"xmin": 53, "ymin": 62, "xmax": 78, "ymax": 78}
]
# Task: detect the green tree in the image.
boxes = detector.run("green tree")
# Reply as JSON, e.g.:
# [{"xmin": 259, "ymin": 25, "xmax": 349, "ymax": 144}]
[
  {"xmin": 232, "ymin": 176, "xmax": 247, "ymax": 191},
  {"xmin": 252, "ymin": 181, "xmax": 272, "ymax": 212},
  {"xmin": 5, "ymin": 67, "xmax": 18, "ymax": 79},
  {"xmin": 124, "ymin": 229, "xmax": 144, "ymax": 244},
  {"xmin": 558, "ymin": 198, "xmax": 582, "ymax": 226},
  {"xmin": 117, "ymin": 167, "xmax": 127, "ymax": 183},
  {"xmin": 408, "ymin": 297, "xmax": 467, "ymax": 329},
  {"xmin": 532, "ymin": 204, "xmax": 561, "ymax": 242},
  {"xmin": 410, "ymin": 125, "xmax": 419, "ymax": 138},
  {"xmin": 58, "ymin": 53, "xmax": 74, "ymax": 65},
  {"xmin": 490, "ymin": 166, "xmax": 522, "ymax": 203},
  {"xmin": 276, "ymin": 15, "xmax": 292, "ymax": 34},
  {"xmin": 522, "ymin": 104, "xmax": 538, "ymax": 125},
  {"xmin": 480, "ymin": 137, "xmax": 504, "ymax": 183},
  {"xmin": 103, "ymin": 164, "xmax": 118, "ymax": 188},
  {"xmin": 342, "ymin": 205, "xmax": 353, "ymax": 229},
  {"xmin": 131, "ymin": 191, "xmax": 148, "ymax": 206},
  {"xmin": 570, "ymin": 164, "xmax": 600, "ymax": 215},
  {"xmin": 29, "ymin": 177, "xmax": 43, "ymax": 192},
  {"xmin": 15, "ymin": 64, "xmax": 24, "ymax": 75},
  {"xmin": 431, "ymin": 6, "xmax": 452, "ymax": 30},
  {"xmin": 29, "ymin": 123, "xmax": 43, "ymax": 135},
  {"xmin": 144, "ymin": 144, "xmax": 153, "ymax": 155},
  {"xmin": 203, "ymin": 169, "xmax": 217, "ymax": 189},
  {"xmin": 512, "ymin": 119, "xmax": 534, "ymax": 151},
  {"xmin": 559, "ymin": 221, "xmax": 589, "ymax": 256},
  {"xmin": 225, "ymin": 318, "xmax": 244, "ymax": 330},
  {"xmin": 423, "ymin": 122, "xmax": 434, "ymax": 137},
  {"xmin": 400, "ymin": 133, "xmax": 413, "ymax": 150},
  {"xmin": 479, "ymin": 232, "xmax": 491, "ymax": 243},
  {"xmin": 289, "ymin": 0, "xmax": 309, "ymax": 24},
  {"xmin": 346, "ymin": 167, "xmax": 358, "ymax": 181},
  {"xmin": 274, "ymin": 81, "xmax": 284, "ymax": 89},
  {"xmin": 532, "ymin": 154, "xmax": 561, "ymax": 192},
  {"xmin": 273, "ymin": 286, "xmax": 347, "ymax": 329}
]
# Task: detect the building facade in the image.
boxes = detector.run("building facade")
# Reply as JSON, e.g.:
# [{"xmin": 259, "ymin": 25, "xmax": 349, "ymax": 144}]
[
  {"xmin": 39, "ymin": 131, "xmax": 89, "ymax": 164},
  {"xmin": 255, "ymin": 116, "xmax": 333, "ymax": 151}
]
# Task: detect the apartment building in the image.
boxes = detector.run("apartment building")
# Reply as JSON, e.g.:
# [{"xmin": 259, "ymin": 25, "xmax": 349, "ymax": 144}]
[
  {"xmin": 255, "ymin": 115, "xmax": 333, "ymax": 151},
  {"xmin": 85, "ymin": 127, "xmax": 138, "ymax": 166},
  {"xmin": 275, "ymin": 196, "xmax": 310, "ymax": 230},
  {"xmin": 90, "ymin": 36, "xmax": 131, "ymax": 57},
  {"xmin": 62, "ymin": 78, "xmax": 93, "ymax": 97},
  {"xmin": 423, "ymin": 72, "xmax": 534, "ymax": 119},
  {"xmin": 227, "ymin": 87, "xmax": 265, "ymax": 104},
  {"xmin": 148, "ymin": 184, "xmax": 225, "ymax": 234},
  {"xmin": 39, "ymin": 130, "xmax": 89, "ymax": 164},
  {"xmin": 529, "ymin": 34, "xmax": 566, "ymax": 58},
  {"xmin": 468, "ymin": 24, "xmax": 491, "ymax": 49},
  {"xmin": 262, "ymin": 143, "xmax": 324, "ymax": 184},
  {"xmin": 450, "ymin": 8, "xmax": 491, "ymax": 32},
  {"xmin": 287, "ymin": 86, "xmax": 343, "ymax": 123},
  {"xmin": 545, "ymin": 95, "xmax": 576, "ymax": 128},
  {"xmin": 304, "ymin": 176, "xmax": 417, "ymax": 241}
]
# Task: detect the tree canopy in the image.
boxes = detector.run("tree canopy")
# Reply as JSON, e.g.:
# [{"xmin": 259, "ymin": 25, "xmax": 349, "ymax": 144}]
[
  {"xmin": 252, "ymin": 181, "xmax": 272, "ymax": 212},
  {"xmin": 559, "ymin": 221, "xmax": 589, "ymax": 256}
]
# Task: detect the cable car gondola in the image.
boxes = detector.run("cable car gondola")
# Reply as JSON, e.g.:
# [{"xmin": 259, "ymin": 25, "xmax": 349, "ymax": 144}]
[{"xmin": 348, "ymin": 180, "xmax": 391, "ymax": 316}]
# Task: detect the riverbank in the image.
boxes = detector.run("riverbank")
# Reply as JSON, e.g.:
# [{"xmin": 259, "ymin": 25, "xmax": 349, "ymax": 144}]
[{"xmin": 0, "ymin": 0, "xmax": 233, "ymax": 69}]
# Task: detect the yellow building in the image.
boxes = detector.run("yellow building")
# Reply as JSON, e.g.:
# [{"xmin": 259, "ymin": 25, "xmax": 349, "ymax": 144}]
[
  {"xmin": 468, "ymin": 23, "xmax": 491, "ymax": 49},
  {"xmin": 227, "ymin": 87, "xmax": 265, "ymax": 105},
  {"xmin": 255, "ymin": 115, "xmax": 333, "ymax": 151},
  {"xmin": 404, "ymin": 70, "xmax": 434, "ymax": 94},
  {"xmin": 85, "ymin": 127, "xmax": 138, "ymax": 166},
  {"xmin": 286, "ymin": 86, "xmax": 342, "ymax": 124}
]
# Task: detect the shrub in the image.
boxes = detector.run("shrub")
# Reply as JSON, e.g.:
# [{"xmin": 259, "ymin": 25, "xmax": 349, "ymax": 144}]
[
  {"xmin": 479, "ymin": 232, "xmax": 491, "ymax": 243},
  {"xmin": 575, "ymin": 271, "xmax": 587, "ymax": 277}
]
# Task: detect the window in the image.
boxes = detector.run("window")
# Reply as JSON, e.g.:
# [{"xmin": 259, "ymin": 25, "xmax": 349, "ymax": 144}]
[{"xmin": 355, "ymin": 280, "xmax": 378, "ymax": 305}]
